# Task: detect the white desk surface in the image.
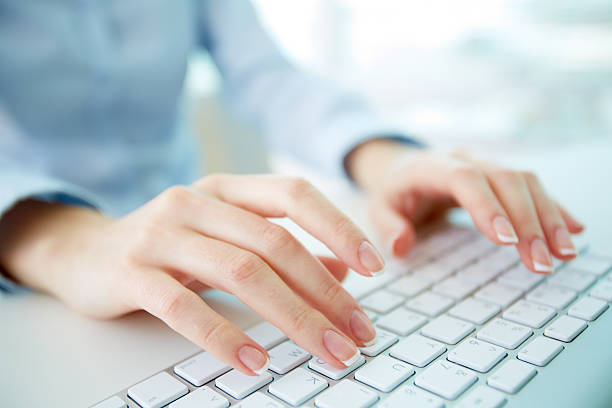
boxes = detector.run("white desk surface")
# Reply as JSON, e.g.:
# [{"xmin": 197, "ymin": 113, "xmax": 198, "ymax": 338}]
[{"xmin": 1, "ymin": 139, "xmax": 611, "ymax": 408}]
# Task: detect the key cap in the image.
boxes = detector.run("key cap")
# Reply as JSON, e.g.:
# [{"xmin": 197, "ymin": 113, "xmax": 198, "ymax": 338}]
[
  {"xmin": 548, "ymin": 268, "xmax": 597, "ymax": 292},
  {"xmin": 214, "ymin": 370, "xmax": 273, "ymax": 400},
  {"xmin": 589, "ymin": 281, "xmax": 612, "ymax": 302},
  {"xmin": 447, "ymin": 338, "xmax": 506, "ymax": 373},
  {"xmin": 526, "ymin": 284, "xmax": 577, "ymax": 310},
  {"xmin": 92, "ymin": 396, "xmax": 127, "ymax": 408},
  {"xmin": 569, "ymin": 254, "xmax": 612, "ymax": 276},
  {"xmin": 364, "ymin": 309, "xmax": 379, "ymax": 322},
  {"xmin": 568, "ymin": 297, "xmax": 608, "ymax": 321},
  {"xmin": 359, "ymin": 328, "xmax": 398, "ymax": 357},
  {"xmin": 544, "ymin": 315, "xmax": 587, "ymax": 342},
  {"xmin": 314, "ymin": 379, "xmax": 379, "ymax": 408},
  {"xmin": 268, "ymin": 341, "xmax": 310, "ymax": 374},
  {"xmin": 517, "ymin": 336, "xmax": 563, "ymax": 366},
  {"xmin": 169, "ymin": 386, "xmax": 229, "ymax": 408},
  {"xmin": 421, "ymin": 315, "xmax": 474, "ymax": 345},
  {"xmin": 127, "ymin": 372, "xmax": 188, "ymax": 408},
  {"xmin": 457, "ymin": 262, "xmax": 503, "ymax": 286},
  {"xmin": 405, "ymin": 291, "xmax": 454, "ymax": 317},
  {"xmin": 360, "ymin": 289, "xmax": 405, "ymax": 314},
  {"xmin": 477, "ymin": 318, "xmax": 532, "ymax": 349},
  {"xmin": 174, "ymin": 352, "xmax": 231, "ymax": 386},
  {"xmin": 497, "ymin": 265, "xmax": 545, "ymax": 291},
  {"xmin": 308, "ymin": 355, "xmax": 366, "ymax": 380},
  {"xmin": 484, "ymin": 246, "xmax": 520, "ymax": 271},
  {"xmin": 413, "ymin": 262, "xmax": 456, "ymax": 283},
  {"xmin": 415, "ymin": 360, "xmax": 478, "ymax": 400},
  {"xmin": 390, "ymin": 334, "xmax": 446, "ymax": 367},
  {"xmin": 245, "ymin": 321, "xmax": 288, "ymax": 350},
  {"xmin": 354, "ymin": 355, "xmax": 415, "ymax": 392},
  {"xmin": 376, "ymin": 308, "xmax": 427, "ymax": 336},
  {"xmin": 433, "ymin": 276, "xmax": 480, "ymax": 300},
  {"xmin": 268, "ymin": 367, "xmax": 327, "ymax": 406},
  {"xmin": 387, "ymin": 274, "xmax": 433, "ymax": 298},
  {"xmin": 379, "ymin": 384, "xmax": 444, "ymax": 408},
  {"xmin": 456, "ymin": 385, "xmax": 506, "ymax": 408},
  {"xmin": 502, "ymin": 300, "xmax": 556, "ymax": 328},
  {"xmin": 487, "ymin": 360, "xmax": 536, "ymax": 394},
  {"xmin": 474, "ymin": 282, "xmax": 522, "ymax": 308},
  {"xmin": 234, "ymin": 392, "xmax": 284, "ymax": 408},
  {"xmin": 449, "ymin": 297, "xmax": 500, "ymax": 325}
]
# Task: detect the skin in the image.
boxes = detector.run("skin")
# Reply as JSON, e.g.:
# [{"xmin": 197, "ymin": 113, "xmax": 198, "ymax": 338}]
[{"xmin": 0, "ymin": 140, "xmax": 583, "ymax": 376}]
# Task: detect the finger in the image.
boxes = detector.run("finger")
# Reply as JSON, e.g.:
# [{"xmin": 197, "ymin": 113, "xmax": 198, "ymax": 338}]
[
  {"xmin": 318, "ymin": 256, "xmax": 349, "ymax": 283},
  {"xmin": 369, "ymin": 195, "xmax": 416, "ymax": 258},
  {"xmin": 135, "ymin": 271, "xmax": 270, "ymax": 376},
  {"xmin": 524, "ymin": 173, "xmax": 578, "ymax": 260},
  {"xmin": 486, "ymin": 170, "xmax": 553, "ymax": 273},
  {"xmin": 556, "ymin": 202, "xmax": 585, "ymax": 234},
  {"xmin": 195, "ymin": 174, "xmax": 385, "ymax": 277}
]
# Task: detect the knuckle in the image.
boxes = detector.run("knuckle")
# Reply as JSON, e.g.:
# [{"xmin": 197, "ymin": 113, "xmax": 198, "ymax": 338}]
[
  {"xmin": 291, "ymin": 305, "xmax": 318, "ymax": 333},
  {"xmin": 200, "ymin": 320, "xmax": 234, "ymax": 347},
  {"xmin": 321, "ymin": 280, "xmax": 344, "ymax": 306},
  {"xmin": 260, "ymin": 222, "xmax": 296, "ymax": 252},
  {"xmin": 488, "ymin": 168, "xmax": 522, "ymax": 184},
  {"xmin": 285, "ymin": 177, "xmax": 314, "ymax": 201},
  {"xmin": 520, "ymin": 170, "xmax": 539, "ymax": 184},
  {"xmin": 154, "ymin": 289, "xmax": 191, "ymax": 321},
  {"xmin": 124, "ymin": 223, "xmax": 160, "ymax": 264},
  {"xmin": 450, "ymin": 164, "xmax": 481, "ymax": 182},
  {"xmin": 195, "ymin": 173, "xmax": 228, "ymax": 190},
  {"xmin": 331, "ymin": 216, "xmax": 356, "ymax": 238},
  {"xmin": 225, "ymin": 252, "xmax": 267, "ymax": 285},
  {"xmin": 157, "ymin": 185, "xmax": 192, "ymax": 211}
]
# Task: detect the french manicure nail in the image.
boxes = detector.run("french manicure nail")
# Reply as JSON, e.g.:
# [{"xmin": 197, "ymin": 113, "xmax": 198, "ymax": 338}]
[
  {"xmin": 531, "ymin": 238, "xmax": 554, "ymax": 273},
  {"xmin": 359, "ymin": 241, "xmax": 385, "ymax": 275},
  {"xmin": 350, "ymin": 309, "xmax": 376, "ymax": 344},
  {"xmin": 323, "ymin": 330, "xmax": 360, "ymax": 366},
  {"xmin": 555, "ymin": 227, "xmax": 577, "ymax": 256},
  {"xmin": 238, "ymin": 346, "xmax": 269, "ymax": 375},
  {"xmin": 492, "ymin": 216, "xmax": 518, "ymax": 244}
]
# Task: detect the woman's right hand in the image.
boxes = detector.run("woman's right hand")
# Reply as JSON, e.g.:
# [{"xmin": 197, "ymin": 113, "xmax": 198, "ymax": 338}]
[{"xmin": 0, "ymin": 174, "xmax": 383, "ymax": 376}]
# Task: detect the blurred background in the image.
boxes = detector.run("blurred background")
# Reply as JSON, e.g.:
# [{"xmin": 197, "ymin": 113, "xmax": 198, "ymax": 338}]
[{"xmin": 186, "ymin": 0, "xmax": 612, "ymax": 174}]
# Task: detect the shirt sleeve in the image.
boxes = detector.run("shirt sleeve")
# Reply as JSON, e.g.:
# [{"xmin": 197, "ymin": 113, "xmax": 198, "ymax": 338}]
[{"xmin": 196, "ymin": 0, "xmax": 422, "ymax": 178}]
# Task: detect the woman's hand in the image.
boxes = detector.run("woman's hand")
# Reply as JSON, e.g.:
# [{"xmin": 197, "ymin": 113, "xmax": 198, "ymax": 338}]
[
  {"xmin": 347, "ymin": 140, "xmax": 584, "ymax": 273},
  {"xmin": 0, "ymin": 175, "xmax": 384, "ymax": 375}
]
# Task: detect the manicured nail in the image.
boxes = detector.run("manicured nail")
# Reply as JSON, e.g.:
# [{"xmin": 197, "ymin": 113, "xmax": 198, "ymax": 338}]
[
  {"xmin": 359, "ymin": 241, "xmax": 385, "ymax": 275},
  {"xmin": 531, "ymin": 238, "xmax": 554, "ymax": 273},
  {"xmin": 238, "ymin": 346, "xmax": 269, "ymax": 375},
  {"xmin": 350, "ymin": 309, "xmax": 376, "ymax": 344},
  {"xmin": 492, "ymin": 216, "xmax": 518, "ymax": 244},
  {"xmin": 323, "ymin": 330, "xmax": 360, "ymax": 366},
  {"xmin": 555, "ymin": 227, "xmax": 577, "ymax": 256}
]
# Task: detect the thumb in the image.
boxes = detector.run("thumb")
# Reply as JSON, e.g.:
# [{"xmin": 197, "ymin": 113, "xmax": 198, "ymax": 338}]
[{"xmin": 369, "ymin": 196, "xmax": 416, "ymax": 258}]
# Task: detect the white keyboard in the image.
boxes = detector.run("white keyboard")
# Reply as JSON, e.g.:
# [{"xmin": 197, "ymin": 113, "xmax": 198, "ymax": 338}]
[{"xmin": 92, "ymin": 226, "xmax": 612, "ymax": 408}]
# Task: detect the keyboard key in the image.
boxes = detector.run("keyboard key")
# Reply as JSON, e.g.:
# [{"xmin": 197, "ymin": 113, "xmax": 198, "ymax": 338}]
[
  {"xmin": 517, "ymin": 336, "xmax": 564, "ymax": 366},
  {"xmin": 360, "ymin": 290, "xmax": 405, "ymax": 314},
  {"xmin": 413, "ymin": 262, "xmax": 456, "ymax": 283},
  {"xmin": 415, "ymin": 360, "xmax": 478, "ymax": 400},
  {"xmin": 405, "ymin": 291, "xmax": 454, "ymax": 317},
  {"xmin": 487, "ymin": 360, "xmax": 536, "ymax": 394},
  {"xmin": 308, "ymin": 355, "xmax": 366, "ymax": 380},
  {"xmin": 92, "ymin": 396, "xmax": 127, "ymax": 408},
  {"xmin": 568, "ymin": 297, "xmax": 608, "ymax": 321},
  {"xmin": 379, "ymin": 384, "xmax": 444, "ymax": 408},
  {"xmin": 214, "ymin": 370, "xmax": 273, "ymax": 400},
  {"xmin": 502, "ymin": 300, "xmax": 556, "ymax": 328},
  {"xmin": 169, "ymin": 386, "xmax": 229, "ymax": 408},
  {"xmin": 127, "ymin": 372, "xmax": 188, "ymax": 408},
  {"xmin": 432, "ymin": 276, "xmax": 480, "ymax": 300},
  {"xmin": 387, "ymin": 274, "xmax": 432, "ymax": 298},
  {"xmin": 354, "ymin": 355, "xmax": 415, "ymax": 392},
  {"xmin": 421, "ymin": 315, "xmax": 475, "ymax": 344},
  {"xmin": 544, "ymin": 315, "xmax": 587, "ymax": 342},
  {"xmin": 359, "ymin": 328, "xmax": 398, "ymax": 357},
  {"xmin": 234, "ymin": 392, "xmax": 284, "ymax": 408},
  {"xmin": 474, "ymin": 282, "xmax": 522, "ymax": 308},
  {"xmin": 477, "ymin": 318, "xmax": 532, "ymax": 349},
  {"xmin": 364, "ymin": 309, "xmax": 379, "ymax": 322},
  {"xmin": 548, "ymin": 268, "xmax": 597, "ymax": 292},
  {"xmin": 174, "ymin": 352, "xmax": 230, "ymax": 387},
  {"xmin": 456, "ymin": 386, "xmax": 506, "ymax": 408},
  {"xmin": 245, "ymin": 321, "xmax": 287, "ymax": 350},
  {"xmin": 268, "ymin": 367, "xmax": 327, "ymax": 406},
  {"xmin": 484, "ymin": 246, "xmax": 520, "ymax": 271},
  {"xmin": 589, "ymin": 281, "xmax": 612, "ymax": 302},
  {"xmin": 569, "ymin": 254, "xmax": 612, "ymax": 276},
  {"xmin": 526, "ymin": 284, "xmax": 577, "ymax": 310},
  {"xmin": 314, "ymin": 379, "xmax": 379, "ymax": 408},
  {"xmin": 449, "ymin": 298, "xmax": 501, "ymax": 325},
  {"xmin": 390, "ymin": 334, "xmax": 446, "ymax": 367},
  {"xmin": 457, "ymin": 262, "xmax": 503, "ymax": 286},
  {"xmin": 376, "ymin": 308, "xmax": 427, "ymax": 336},
  {"xmin": 268, "ymin": 341, "xmax": 310, "ymax": 374},
  {"xmin": 447, "ymin": 338, "xmax": 507, "ymax": 373},
  {"xmin": 497, "ymin": 265, "xmax": 545, "ymax": 291}
]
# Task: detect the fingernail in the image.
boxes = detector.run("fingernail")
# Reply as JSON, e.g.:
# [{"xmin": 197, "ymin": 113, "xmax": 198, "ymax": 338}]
[
  {"xmin": 359, "ymin": 241, "xmax": 385, "ymax": 275},
  {"xmin": 555, "ymin": 227, "xmax": 577, "ymax": 256},
  {"xmin": 531, "ymin": 238, "xmax": 554, "ymax": 273},
  {"xmin": 350, "ymin": 309, "xmax": 376, "ymax": 344},
  {"xmin": 323, "ymin": 330, "xmax": 360, "ymax": 366},
  {"xmin": 238, "ymin": 346, "xmax": 269, "ymax": 375},
  {"xmin": 492, "ymin": 216, "xmax": 518, "ymax": 244}
]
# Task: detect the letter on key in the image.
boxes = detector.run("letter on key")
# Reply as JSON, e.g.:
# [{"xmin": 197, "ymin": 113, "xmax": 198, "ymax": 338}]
[
  {"xmin": 127, "ymin": 372, "xmax": 188, "ymax": 408},
  {"xmin": 314, "ymin": 379, "xmax": 379, "ymax": 408},
  {"xmin": 268, "ymin": 341, "xmax": 310, "ymax": 374},
  {"xmin": 268, "ymin": 367, "xmax": 328, "ymax": 406},
  {"xmin": 354, "ymin": 355, "xmax": 415, "ymax": 392},
  {"xmin": 414, "ymin": 360, "xmax": 478, "ymax": 400},
  {"xmin": 169, "ymin": 386, "xmax": 229, "ymax": 408}
]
